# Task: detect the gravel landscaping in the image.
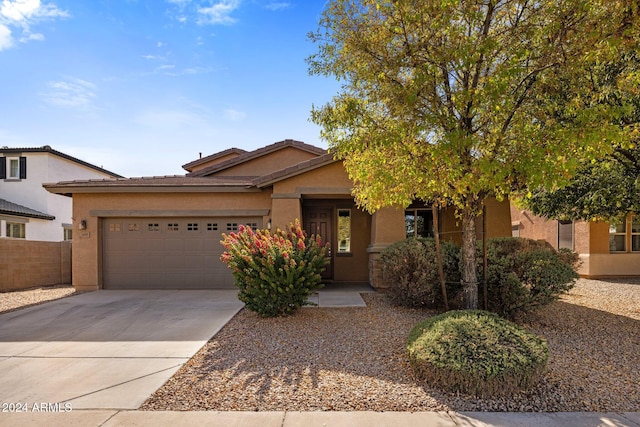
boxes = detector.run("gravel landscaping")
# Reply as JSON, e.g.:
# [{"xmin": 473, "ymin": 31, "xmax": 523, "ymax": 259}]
[
  {"xmin": 142, "ymin": 278, "xmax": 640, "ymax": 412},
  {"xmin": 0, "ymin": 285, "xmax": 76, "ymax": 314}
]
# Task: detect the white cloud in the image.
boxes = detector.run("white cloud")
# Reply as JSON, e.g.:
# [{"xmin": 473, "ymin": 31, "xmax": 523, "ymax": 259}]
[
  {"xmin": 142, "ymin": 54, "xmax": 164, "ymax": 60},
  {"xmin": 42, "ymin": 78, "xmax": 96, "ymax": 109},
  {"xmin": 19, "ymin": 30, "xmax": 42, "ymax": 41},
  {"xmin": 224, "ymin": 108, "xmax": 246, "ymax": 121},
  {"xmin": 1, "ymin": 0, "xmax": 40, "ymax": 21},
  {"xmin": 0, "ymin": 23, "xmax": 11, "ymax": 49},
  {"xmin": 197, "ymin": 0, "xmax": 240, "ymax": 25},
  {"xmin": 264, "ymin": 2, "xmax": 290, "ymax": 11},
  {"xmin": 0, "ymin": 0, "xmax": 68, "ymax": 50}
]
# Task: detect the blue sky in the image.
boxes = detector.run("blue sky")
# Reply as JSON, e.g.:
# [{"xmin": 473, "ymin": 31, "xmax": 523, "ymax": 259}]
[{"xmin": 0, "ymin": 0, "xmax": 338, "ymax": 177}]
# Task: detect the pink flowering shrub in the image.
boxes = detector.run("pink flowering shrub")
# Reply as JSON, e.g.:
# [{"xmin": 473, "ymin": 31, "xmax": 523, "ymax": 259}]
[{"xmin": 221, "ymin": 219, "xmax": 329, "ymax": 317}]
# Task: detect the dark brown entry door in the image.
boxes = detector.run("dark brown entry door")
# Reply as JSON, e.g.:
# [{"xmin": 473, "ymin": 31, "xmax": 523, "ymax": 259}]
[{"xmin": 303, "ymin": 207, "xmax": 333, "ymax": 279}]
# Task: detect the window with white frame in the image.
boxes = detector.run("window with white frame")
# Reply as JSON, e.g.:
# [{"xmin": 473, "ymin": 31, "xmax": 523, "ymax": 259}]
[
  {"xmin": 63, "ymin": 227, "xmax": 73, "ymax": 241},
  {"xmin": 609, "ymin": 215, "xmax": 640, "ymax": 253},
  {"xmin": 9, "ymin": 158, "xmax": 20, "ymax": 178},
  {"xmin": 6, "ymin": 222, "xmax": 25, "ymax": 238},
  {"xmin": 609, "ymin": 220, "xmax": 626, "ymax": 252},
  {"xmin": 632, "ymin": 216, "xmax": 640, "ymax": 252}
]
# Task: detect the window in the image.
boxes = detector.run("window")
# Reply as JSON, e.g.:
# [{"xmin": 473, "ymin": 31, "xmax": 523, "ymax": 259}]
[
  {"xmin": 207, "ymin": 223, "xmax": 218, "ymax": 231},
  {"xmin": 337, "ymin": 209, "xmax": 351, "ymax": 253},
  {"xmin": 609, "ymin": 220, "xmax": 627, "ymax": 252},
  {"xmin": 9, "ymin": 158, "xmax": 19, "ymax": 178},
  {"xmin": 1, "ymin": 156, "xmax": 26, "ymax": 179},
  {"xmin": 147, "ymin": 223, "xmax": 159, "ymax": 232},
  {"xmin": 632, "ymin": 217, "xmax": 640, "ymax": 252},
  {"xmin": 6, "ymin": 222, "xmax": 25, "ymax": 238},
  {"xmin": 187, "ymin": 223, "xmax": 199, "ymax": 231},
  {"xmin": 558, "ymin": 221, "xmax": 573, "ymax": 250},
  {"xmin": 63, "ymin": 227, "xmax": 72, "ymax": 241},
  {"xmin": 109, "ymin": 223, "xmax": 121, "ymax": 232},
  {"xmin": 226, "ymin": 223, "xmax": 238, "ymax": 231},
  {"xmin": 128, "ymin": 223, "xmax": 140, "ymax": 232},
  {"xmin": 167, "ymin": 223, "xmax": 179, "ymax": 232},
  {"xmin": 405, "ymin": 208, "xmax": 434, "ymax": 238},
  {"xmin": 511, "ymin": 224, "xmax": 520, "ymax": 238}
]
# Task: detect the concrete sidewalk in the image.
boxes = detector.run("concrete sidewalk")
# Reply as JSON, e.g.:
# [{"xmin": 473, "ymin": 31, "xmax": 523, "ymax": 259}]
[{"xmin": 0, "ymin": 410, "xmax": 638, "ymax": 427}]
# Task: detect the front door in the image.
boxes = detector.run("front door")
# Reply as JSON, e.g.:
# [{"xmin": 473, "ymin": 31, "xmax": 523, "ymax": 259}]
[{"xmin": 303, "ymin": 207, "xmax": 333, "ymax": 280}]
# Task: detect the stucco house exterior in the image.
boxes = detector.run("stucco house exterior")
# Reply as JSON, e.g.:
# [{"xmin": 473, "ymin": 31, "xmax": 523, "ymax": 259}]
[
  {"xmin": 0, "ymin": 146, "xmax": 122, "ymax": 242},
  {"xmin": 511, "ymin": 206, "xmax": 640, "ymax": 277},
  {"xmin": 45, "ymin": 139, "xmax": 512, "ymax": 291}
]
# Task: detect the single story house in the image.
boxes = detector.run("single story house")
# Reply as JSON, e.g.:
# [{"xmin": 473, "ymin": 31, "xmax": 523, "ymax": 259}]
[
  {"xmin": 45, "ymin": 139, "xmax": 512, "ymax": 291},
  {"xmin": 511, "ymin": 206, "xmax": 640, "ymax": 278}
]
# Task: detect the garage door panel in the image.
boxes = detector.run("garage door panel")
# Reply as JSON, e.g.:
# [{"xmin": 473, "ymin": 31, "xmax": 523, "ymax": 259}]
[{"xmin": 103, "ymin": 217, "xmax": 260, "ymax": 289}]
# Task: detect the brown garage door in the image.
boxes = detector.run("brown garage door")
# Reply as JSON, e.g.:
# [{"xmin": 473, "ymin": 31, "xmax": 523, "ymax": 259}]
[{"xmin": 102, "ymin": 217, "xmax": 261, "ymax": 289}]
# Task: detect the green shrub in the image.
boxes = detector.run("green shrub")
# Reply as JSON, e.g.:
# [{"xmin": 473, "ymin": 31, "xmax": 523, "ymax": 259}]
[
  {"xmin": 380, "ymin": 237, "xmax": 461, "ymax": 308},
  {"xmin": 407, "ymin": 310, "xmax": 549, "ymax": 397},
  {"xmin": 478, "ymin": 237, "xmax": 579, "ymax": 320},
  {"xmin": 221, "ymin": 219, "xmax": 329, "ymax": 317}
]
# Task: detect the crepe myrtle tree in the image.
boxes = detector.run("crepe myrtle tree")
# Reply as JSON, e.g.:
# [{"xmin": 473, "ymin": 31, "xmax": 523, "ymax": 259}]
[{"xmin": 308, "ymin": 0, "xmax": 637, "ymax": 309}]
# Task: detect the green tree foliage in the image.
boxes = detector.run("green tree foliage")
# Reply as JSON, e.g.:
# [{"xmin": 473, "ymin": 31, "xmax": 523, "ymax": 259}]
[
  {"xmin": 308, "ymin": 0, "xmax": 638, "ymax": 308},
  {"xmin": 522, "ymin": 53, "xmax": 640, "ymax": 222}
]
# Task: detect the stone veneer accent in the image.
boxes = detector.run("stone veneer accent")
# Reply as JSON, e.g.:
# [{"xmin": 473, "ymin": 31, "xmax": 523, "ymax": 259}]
[{"xmin": 367, "ymin": 244, "xmax": 390, "ymax": 290}]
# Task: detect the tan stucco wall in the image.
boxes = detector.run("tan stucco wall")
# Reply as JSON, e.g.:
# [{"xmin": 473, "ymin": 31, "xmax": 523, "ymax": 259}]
[
  {"xmin": 510, "ymin": 206, "xmax": 559, "ymax": 247},
  {"xmin": 271, "ymin": 198, "xmax": 302, "ymax": 230},
  {"xmin": 272, "ymin": 161, "xmax": 353, "ymax": 195},
  {"xmin": 71, "ymin": 191, "xmax": 273, "ymax": 291},
  {"xmin": 508, "ymin": 206, "xmax": 640, "ymax": 277},
  {"xmin": 215, "ymin": 147, "xmax": 319, "ymax": 177},
  {"xmin": 440, "ymin": 198, "xmax": 512, "ymax": 246},
  {"xmin": 589, "ymin": 221, "xmax": 611, "ymax": 254},
  {"xmin": 0, "ymin": 240, "xmax": 71, "ymax": 291}
]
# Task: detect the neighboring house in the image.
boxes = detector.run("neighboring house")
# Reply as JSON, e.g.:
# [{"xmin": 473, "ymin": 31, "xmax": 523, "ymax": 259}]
[
  {"xmin": 44, "ymin": 139, "xmax": 512, "ymax": 291},
  {"xmin": 0, "ymin": 146, "xmax": 122, "ymax": 242},
  {"xmin": 511, "ymin": 206, "xmax": 640, "ymax": 277}
]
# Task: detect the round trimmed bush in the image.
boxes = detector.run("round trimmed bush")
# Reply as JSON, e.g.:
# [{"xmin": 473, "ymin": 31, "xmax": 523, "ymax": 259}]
[
  {"xmin": 407, "ymin": 310, "xmax": 548, "ymax": 397},
  {"xmin": 381, "ymin": 237, "xmax": 460, "ymax": 308},
  {"xmin": 478, "ymin": 237, "xmax": 579, "ymax": 320}
]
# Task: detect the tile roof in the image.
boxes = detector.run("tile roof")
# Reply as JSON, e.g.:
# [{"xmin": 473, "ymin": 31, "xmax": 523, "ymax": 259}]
[
  {"xmin": 46, "ymin": 175, "xmax": 256, "ymax": 186},
  {"xmin": 0, "ymin": 198, "xmax": 55, "ymax": 220},
  {"xmin": 0, "ymin": 146, "xmax": 123, "ymax": 178},
  {"xmin": 181, "ymin": 148, "xmax": 248, "ymax": 172},
  {"xmin": 187, "ymin": 139, "xmax": 327, "ymax": 177},
  {"xmin": 43, "ymin": 175, "xmax": 258, "ymax": 194}
]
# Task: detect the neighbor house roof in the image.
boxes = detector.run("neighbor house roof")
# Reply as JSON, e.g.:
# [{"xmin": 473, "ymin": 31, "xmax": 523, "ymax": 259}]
[
  {"xmin": 0, "ymin": 146, "xmax": 123, "ymax": 178},
  {"xmin": 187, "ymin": 139, "xmax": 327, "ymax": 177},
  {"xmin": 0, "ymin": 198, "xmax": 55, "ymax": 220},
  {"xmin": 181, "ymin": 148, "xmax": 248, "ymax": 172}
]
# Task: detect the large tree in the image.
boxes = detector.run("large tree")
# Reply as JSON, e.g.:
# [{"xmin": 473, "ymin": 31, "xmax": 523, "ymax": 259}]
[
  {"xmin": 523, "ymin": 53, "xmax": 640, "ymax": 223},
  {"xmin": 308, "ymin": 0, "xmax": 637, "ymax": 309}
]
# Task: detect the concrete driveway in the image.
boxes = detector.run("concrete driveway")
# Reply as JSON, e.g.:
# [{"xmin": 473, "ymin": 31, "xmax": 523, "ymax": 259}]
[{"xmin": 0, "ymin": 290, "xmax": 243, "ymax": 410}]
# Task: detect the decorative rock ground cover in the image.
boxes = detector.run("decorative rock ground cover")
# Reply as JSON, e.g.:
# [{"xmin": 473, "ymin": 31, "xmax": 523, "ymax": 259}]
[{"xmin": 142, "ymin": 279, "xmax": 640, "ymax": 412}]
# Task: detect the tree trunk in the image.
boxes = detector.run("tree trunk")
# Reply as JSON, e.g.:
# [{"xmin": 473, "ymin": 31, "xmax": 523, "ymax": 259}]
[{"xmin": 461, "ymin": 204, "xmax": 479, "ymax": 309}]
